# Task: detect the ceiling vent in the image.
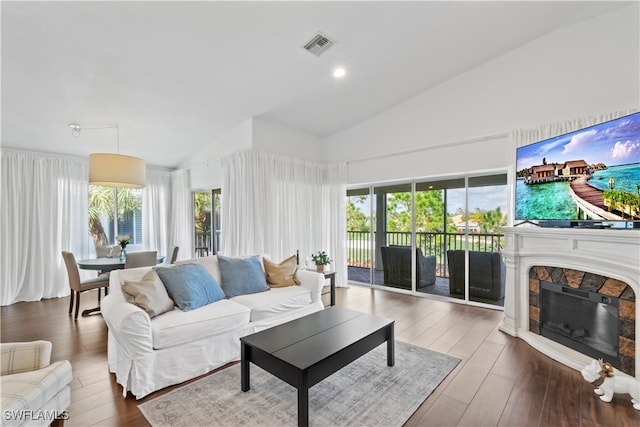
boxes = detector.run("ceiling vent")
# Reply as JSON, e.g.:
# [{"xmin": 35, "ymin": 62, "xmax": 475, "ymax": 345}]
[{"xmin": 303, "ymin": 33, "xmax": 335, "ymax": 56}]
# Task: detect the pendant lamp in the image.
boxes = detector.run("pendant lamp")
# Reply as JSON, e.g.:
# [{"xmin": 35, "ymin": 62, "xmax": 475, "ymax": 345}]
[
  {"xmin": 89, "ymin": 153, "xmax": 145, "ymax": 188},
  {"xmin": 70, "ymin": 124, "xmax": 146, "ymax": 188}
]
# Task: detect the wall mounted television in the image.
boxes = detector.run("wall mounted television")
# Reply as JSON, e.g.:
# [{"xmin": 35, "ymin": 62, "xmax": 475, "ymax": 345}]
[{"xmin": 515, "ymin": 112, "xmax": 640, "ymax": 228}]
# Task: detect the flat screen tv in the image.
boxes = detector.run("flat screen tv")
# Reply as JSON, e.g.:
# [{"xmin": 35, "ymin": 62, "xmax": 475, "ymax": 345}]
[{"xmin": 515, "ymin": 112, "xmax": 640, "ymax": 227}]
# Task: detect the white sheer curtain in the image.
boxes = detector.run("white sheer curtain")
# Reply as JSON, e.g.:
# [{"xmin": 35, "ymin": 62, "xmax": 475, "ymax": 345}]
[
  {"xmin": 221, "ymin": 151, "xmax": 347, "ymax": 284},
  {"xmin": 170, "ymin": 169, "xmax": 193, "ymax": 261},
  {"xmin": 1, "ymin": 150, "xmax": 89, "ymax": 305},
  {"xmin": 142, "ymin": 167, "xmax": 172, "ymax": 259},
  {"xmin": 511, "ymin": 110, "xmax": 638, "ymax": 147}
]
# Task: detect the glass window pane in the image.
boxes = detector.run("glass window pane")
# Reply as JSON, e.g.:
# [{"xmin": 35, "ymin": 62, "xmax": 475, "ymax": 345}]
[
  {"xmin": 212, "ymin": 189, "xmax": 222, "ymax": 254},
  {"xmin": 117, "ymin": 188, "xmax": 143, "ymax": 248},
  {"xmin": 346, "ymin": 188, "xmax": 372, "ymax": 285},
  {"xmin": 194, "ymin": 192, "xmax": 212, "ymax": 257},
  {"xmin": 374, "ymin": 183, "xmax": 412, "ymax": 290},
  {"xmin": 414, "ymin": 179, "xmax": 465, "ymax": 300},
  {"xmin": 467, "ymin": 175, "xmax": 507, "ymax": 306},
  {"xmin": 89, "ymin": 185, "xmax": 116, "ymax": 250},
  {"xmin": 89, "ymin": 186, "xmax": 143, "ymax": 254}
]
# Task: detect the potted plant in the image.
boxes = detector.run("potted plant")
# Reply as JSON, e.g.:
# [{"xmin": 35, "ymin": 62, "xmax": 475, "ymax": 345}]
[{"xmin": 310, "ymin": 251, "xmax": 331, "ymax": 273}]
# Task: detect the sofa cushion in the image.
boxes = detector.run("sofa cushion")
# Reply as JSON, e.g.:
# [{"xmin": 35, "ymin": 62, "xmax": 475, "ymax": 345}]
[
  {"xmin": 178, "ymin": 255, "xmax": 222, "ymax": 284},
  {"xmin": 150, "ymin": 299, "xmax": 250, "ymax": 350},
  {"xmin": 218, "ymin": 255, "xmax": 269, "ymax": 298},
  {"xmin": 230, "ymin": 286, "xmax": 312, "ymax": 322},
  {"xmin": 155, "ymin": 263, "xmax": 226, "ymax": 312},
  {"xmin": 263, "ymin": 255, "xmax": 300, "ymax": 288},
  {"xmin": 122, "ymin": 270, "xmax": 175, "ymax": 318}
]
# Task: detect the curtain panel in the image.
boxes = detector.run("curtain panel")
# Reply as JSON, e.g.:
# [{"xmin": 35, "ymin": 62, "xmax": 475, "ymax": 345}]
[
  {"xmin": 142, "ymin": 168, "xmax": 172, "ymax": 259},
  {"xmin": 1, "ymin": 150, "xmax": 89, "ymax": 305},
  {"xmin": 221, "ymin": 151, "xmax": 347, "ymax": 285},
  {"xmin": 170, "ymin": 169, "xmax": 193, "ymax": 261}
]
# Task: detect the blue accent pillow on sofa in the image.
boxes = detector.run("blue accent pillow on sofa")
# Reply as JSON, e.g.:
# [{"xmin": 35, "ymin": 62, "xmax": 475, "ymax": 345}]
[
  {"xmin": 155, "ymin": 263, "xmax": 226, "ymax": 311},
  {"xmin": 218, "ymin": 255, "xmax": 269, "ymax": 298}
]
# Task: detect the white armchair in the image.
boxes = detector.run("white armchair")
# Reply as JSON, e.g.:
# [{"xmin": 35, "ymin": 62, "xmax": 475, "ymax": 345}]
[{"xmin": 0, "ymin": 341, "xmax": 72, "ymax": 427}]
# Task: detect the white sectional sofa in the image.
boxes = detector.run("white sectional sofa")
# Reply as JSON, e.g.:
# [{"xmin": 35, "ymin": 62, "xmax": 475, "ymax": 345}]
[{"xmin": 101, "ymin": 255, "xmax": 324, "ymax": 399}]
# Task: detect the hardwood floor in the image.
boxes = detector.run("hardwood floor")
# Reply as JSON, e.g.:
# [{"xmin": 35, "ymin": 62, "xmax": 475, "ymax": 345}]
[{"xmin": 2, "ymin": 286, "xmax": 638, "ymax": 426}]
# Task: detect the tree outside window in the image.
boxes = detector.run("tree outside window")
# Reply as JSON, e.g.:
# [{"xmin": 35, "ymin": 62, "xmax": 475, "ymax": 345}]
[{"xmin": 89, "ymin": 185, "xmax": 142, "ymax": 248}]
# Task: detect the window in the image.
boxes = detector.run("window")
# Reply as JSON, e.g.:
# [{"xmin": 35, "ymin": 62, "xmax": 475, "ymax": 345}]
[
  {"xmin": 193, "ymin": 191, "xmax": 212, "ymax": 257},
  {"xmin": 88, "ymin": 185, "xmax": 143, "ymax": 251},
  {"xmin": 193, "ymin": 189, "xmax": 221, "ymax": 256}
]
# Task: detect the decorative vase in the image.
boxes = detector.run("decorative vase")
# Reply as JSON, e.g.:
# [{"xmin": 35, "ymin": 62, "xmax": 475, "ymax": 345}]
[
  {"xmin": 119, "ymin": 248, "xmax": 126, "ymax": 261},
  {"xmin": 316, "ymin": 264, "xmax": 324, "ymax": 273}
]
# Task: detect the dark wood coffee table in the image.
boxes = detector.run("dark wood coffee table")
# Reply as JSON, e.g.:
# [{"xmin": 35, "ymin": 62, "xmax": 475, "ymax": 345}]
[{"xmin": 240, "ymin": 307, "xmax": 394, "ymax": 427}]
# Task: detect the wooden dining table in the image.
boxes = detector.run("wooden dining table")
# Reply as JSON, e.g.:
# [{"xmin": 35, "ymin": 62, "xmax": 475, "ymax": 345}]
[{"xmin": 77, "ymin": 255, "xmax": 165, "ymax": 316}]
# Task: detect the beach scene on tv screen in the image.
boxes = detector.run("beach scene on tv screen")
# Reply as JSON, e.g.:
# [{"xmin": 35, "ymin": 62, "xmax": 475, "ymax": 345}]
[{"xmin": 515, "ymin": 113, "xmax": 640, "ymax": 221}]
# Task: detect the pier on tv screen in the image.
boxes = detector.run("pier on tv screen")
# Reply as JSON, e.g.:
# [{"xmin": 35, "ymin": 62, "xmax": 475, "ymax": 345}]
[{"xmin": 515, "ymin": 112, "xmax": 640, "ymax": 222}]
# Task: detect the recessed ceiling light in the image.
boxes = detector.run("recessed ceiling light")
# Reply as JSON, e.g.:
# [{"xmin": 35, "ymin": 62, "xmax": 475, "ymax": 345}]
[{"xmin": 333, "ymin": 67, "xmax": 346, "ymax": 79}]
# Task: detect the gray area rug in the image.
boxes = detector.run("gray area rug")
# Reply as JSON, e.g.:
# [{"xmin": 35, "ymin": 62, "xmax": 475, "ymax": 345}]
[{"xmin": 139, "ymin": 341, "xmax": 460, "ymax": 427}]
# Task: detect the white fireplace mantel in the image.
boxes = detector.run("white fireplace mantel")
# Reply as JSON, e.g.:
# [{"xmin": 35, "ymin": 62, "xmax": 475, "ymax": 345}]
[{"xmin": 500, "ymin": 226, "xmax": 640, "ymax": 380}]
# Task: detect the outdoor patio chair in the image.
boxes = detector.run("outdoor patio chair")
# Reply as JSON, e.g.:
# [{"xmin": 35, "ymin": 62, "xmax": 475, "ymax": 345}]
[
  {"xmin": 380, "ymin": 246, "xmax": 436, "ymax": 290},
  {"xmin": 447, "ymin": 250, "xmax": 505, "ymax": 300}
]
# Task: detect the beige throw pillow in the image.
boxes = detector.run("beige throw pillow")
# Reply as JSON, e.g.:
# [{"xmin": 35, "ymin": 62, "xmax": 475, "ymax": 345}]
[
  {"xmin": 263, "ymin": 255, "xmax": 300, "ymax": 288},
  {"xmin": 122, "ymin": 269, "xmax": 175, "ymax": 317}
]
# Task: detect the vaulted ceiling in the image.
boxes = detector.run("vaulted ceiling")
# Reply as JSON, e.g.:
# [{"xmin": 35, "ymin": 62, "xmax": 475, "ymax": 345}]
[{"xmin": 1, "ymin": 1, "xmax": 630, "ymax": 167}]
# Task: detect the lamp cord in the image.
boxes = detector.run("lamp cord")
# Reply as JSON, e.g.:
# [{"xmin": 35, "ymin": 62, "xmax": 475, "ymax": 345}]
[{"xmin": 70, "ymin": 124, "xmax": 120, "ymax": 153}]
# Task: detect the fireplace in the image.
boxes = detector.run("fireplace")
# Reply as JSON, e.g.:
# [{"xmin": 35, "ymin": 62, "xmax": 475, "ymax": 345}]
[
  {"xmin": 500, "ymin": 227, "xmax": 639, "ymax": 381},
  {"xmin": 540, "ymin": 281, "xmax": 619, "ymax": 367}
]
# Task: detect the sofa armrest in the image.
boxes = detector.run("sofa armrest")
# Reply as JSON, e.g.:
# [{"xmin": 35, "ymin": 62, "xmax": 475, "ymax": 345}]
[
  {"xmin": 101, "ymin": 294, "xmax": 155, "ymax": 359},
  {"xmin": 0, "ymin": 341, "xmax": 52, "ymax": 375},
  {"xmin": 296, "ymin": 270, "xmax": 324, "ymax": 304}
]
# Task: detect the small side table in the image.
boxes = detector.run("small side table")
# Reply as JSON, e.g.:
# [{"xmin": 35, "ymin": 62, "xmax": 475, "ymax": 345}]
[
  {"xmin": 305, "ymin": 269, "xmax": 336, "ymax": 306},
  {"xmin": 320, "ymin": 271, "xmax": 336, "ymax": 306}
]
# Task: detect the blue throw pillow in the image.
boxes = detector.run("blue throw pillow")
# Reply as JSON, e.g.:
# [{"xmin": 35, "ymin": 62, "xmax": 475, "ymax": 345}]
[
  {"xmin": 155, "ymin": 263, "xmax": 226, "ymax": 311},
  {"xmin": 217, "ymin": 255, "xmax": 269, "ymax": 298}
]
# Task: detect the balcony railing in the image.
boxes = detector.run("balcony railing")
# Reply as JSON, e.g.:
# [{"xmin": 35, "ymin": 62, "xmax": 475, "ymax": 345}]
[{"xmin": 347, "ymin": 230, "xmax": 504, "ymax": 276}]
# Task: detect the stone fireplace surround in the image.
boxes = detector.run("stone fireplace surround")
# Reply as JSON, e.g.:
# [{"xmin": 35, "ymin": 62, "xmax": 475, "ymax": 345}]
[{"xmin": 500, "ymin": 226, "xmax": 640, "ymax": 382}]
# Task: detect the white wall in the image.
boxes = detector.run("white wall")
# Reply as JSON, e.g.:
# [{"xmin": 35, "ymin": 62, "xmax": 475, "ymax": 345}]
[
  {"xmin": 185, "ymin": 119, "xmax": 253, "ymax": 189},
  {"xmin": 324, "ymin": 4, "xmax": 640, "ymax": 185},
  {"xmin": 252, "ymin": 118, "xmax": 323, "ymax": 161},
  {"xmin": 185, "ymin": 117, "xmax": 323, "ymax": 190}
]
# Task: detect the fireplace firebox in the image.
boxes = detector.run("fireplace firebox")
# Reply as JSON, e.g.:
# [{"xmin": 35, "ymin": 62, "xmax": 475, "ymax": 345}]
[{"xmin": 541, "ymin": 281, "xmax": 619, "ymax": 367}]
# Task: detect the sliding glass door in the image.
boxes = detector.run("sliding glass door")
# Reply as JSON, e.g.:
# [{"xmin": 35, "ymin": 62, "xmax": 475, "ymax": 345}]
[
  {"xmin": 414, "ymin": 178, "xmax": 465, "ymax": 300},
  {"xmin": 466, "ymin": 175, "xmax": 507, "ymax": 306},
  {"xmin": 345, "ymin": 172, "xmax": 508, "ymax": 307},
  {"xmin": 346, "ymin": 188, "xmax": 373, "ymax": 285},
  {"xmin": 374, "ymin": 183, "xmax": 413, "ymax": 290}
]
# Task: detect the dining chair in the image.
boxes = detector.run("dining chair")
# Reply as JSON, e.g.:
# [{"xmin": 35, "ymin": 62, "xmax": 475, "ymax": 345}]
[
  {"xmin": 96, "ymin": 244, "xmax": 121, "ymax": 259},
  {"xmin": 170, "ymin": 246, "xmax": 179, "ymax": 264},
  {"xmin": 124, "ymin": 251, "xmax": 158, "ymax": 269},
  {"xmin": 94, "ymin": 244, "xmax": 120, "ymax": 280},
  {"xmin": 195, "ymin": 246, "xmax": 209, "ymax": 257},
  {"xmin": 62, "ymin": 251, "xmax": 110, "ymax": 319}
]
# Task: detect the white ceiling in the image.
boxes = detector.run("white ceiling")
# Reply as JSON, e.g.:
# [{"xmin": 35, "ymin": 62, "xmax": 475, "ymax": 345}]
[{"xmin": 1, "ymin": 1, "xmax": 630, "ymax": 168}]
